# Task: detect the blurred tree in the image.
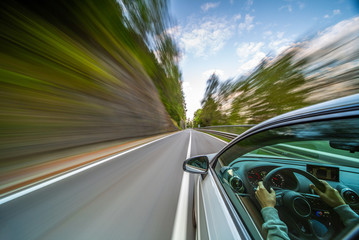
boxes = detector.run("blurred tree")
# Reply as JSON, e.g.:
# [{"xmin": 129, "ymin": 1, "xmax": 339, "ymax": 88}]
[
  {"xmin": 230, "ymin": 50, "xmax": 308, "ymax": 123},
  {"xmin": 203, "ymin": 73, "xmax": 219, "ymax": 101},
  {"xmin": 0, "ymin": 0, "xmax": 186, "ymax": 159},
  {"xmin": 193, "ymin": 109, "xmax": 203, "ymax": 128},
  {"xmin": 194, "ymin": 23, "xmax": 359, "ymax": 127},
  {"xmin": 201, "ymin": 97, "xmax": 223, "ymax": 126},
  {"xmin": 194, "ymin": 40, "xmax": 359, "ymax": 126},
  {"xmin": 121, "ymin": 0, "xmax": 185, "ymax": 126},
  {"xmin": 197, "ymin": 73, "xmax": 225, "ymax": 126}
]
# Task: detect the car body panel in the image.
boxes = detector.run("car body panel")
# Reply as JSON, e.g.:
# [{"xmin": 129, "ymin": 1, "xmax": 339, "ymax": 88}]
[
  {"xmin": 195, "ymin": 174, "xmax": 209, "ymax": 240},
  {"xmin": 196, "ymin": 170, "xmax": 242, "ymax": 240}
]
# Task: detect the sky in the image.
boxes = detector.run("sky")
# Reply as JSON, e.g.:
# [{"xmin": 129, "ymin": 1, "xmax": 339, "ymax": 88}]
[{"xmin": 168, "ymin": 0, "xmax": 359, "ymax": 120}]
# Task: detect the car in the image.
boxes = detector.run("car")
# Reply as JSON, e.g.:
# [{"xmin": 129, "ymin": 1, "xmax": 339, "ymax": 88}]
[{"xmin": 183, "ymin": 94, "xmax": 359, "ymax": 240}]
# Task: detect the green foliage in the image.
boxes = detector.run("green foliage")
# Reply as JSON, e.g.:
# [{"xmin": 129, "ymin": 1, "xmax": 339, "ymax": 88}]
[
  {"xmin": 203, "ymin": 73, "xmax": 219, "ymax": 102},
  {"xmin": 121, "ymin": 0, "xmax": 185, "ymax": 125},
  {"xmin": 200, "ymin": 97, "xmax": 224, "ymax": 126},
  {"xmin": 195, "ymin": 73, "xmax": 226, "ymax": 127},
  {"xmin": 230, "ymin": 51, "xmax": 308, "ymax": 124},
  {"xmin": 193, "ymin": 109, "xmax": 203, "ymax": 127},
  {"xmin": 196, "ymin": 35, "xmax": 359, "ymax": 126},
  {"xmin": 195, "ymin": 51, "xmax": 308, "ymax": 125},
  {"xmin": 0, "ymin": 0, "xmax": 185, "ymax": 159}
]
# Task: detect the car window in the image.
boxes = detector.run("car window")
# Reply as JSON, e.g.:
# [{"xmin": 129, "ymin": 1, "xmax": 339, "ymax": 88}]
[
  {"xmin": 216, "ymin": 117, "xmax": 359, "ymax": 168},
  {"xmin": 213, "ymin": 117, "xmax": 359, "ymax": 239}
]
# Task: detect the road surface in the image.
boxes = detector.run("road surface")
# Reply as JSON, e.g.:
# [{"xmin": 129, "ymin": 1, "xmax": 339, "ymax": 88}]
[{"xmin": 0, "ymin": 130, "xmax": 226, "ymax": 240}]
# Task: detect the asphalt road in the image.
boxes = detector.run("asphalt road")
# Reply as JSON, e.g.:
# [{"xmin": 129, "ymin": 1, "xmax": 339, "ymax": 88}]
[{"xmin": 0, "ymin": 130, "xmax": 226, "ymax": 240}]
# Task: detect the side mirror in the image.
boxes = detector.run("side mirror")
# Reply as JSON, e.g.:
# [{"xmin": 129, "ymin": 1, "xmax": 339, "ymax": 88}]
[{"xmin": 183, "ymin": 156, "xmax": 209, "ymax": 174}]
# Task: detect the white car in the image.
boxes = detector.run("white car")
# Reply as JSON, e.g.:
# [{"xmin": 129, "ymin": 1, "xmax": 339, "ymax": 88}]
[{"xmin": 184, "ymin": 94, "xmax": 359, "ymax": 240}]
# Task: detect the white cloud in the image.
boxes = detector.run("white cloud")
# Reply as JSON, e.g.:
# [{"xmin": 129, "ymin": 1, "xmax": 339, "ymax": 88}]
[
  {"xmin": 279, "ymin": 5, "xmax": 293, "ymax": 12},
  {"xmin": 235, "ymin": 32, "xmax": 295, "ymax": 75},
  {"xmin": 268, "ymin": 31, "xmax": 293, "ymax": 55},
  {"xmin": 237, "ymin": 52, "xmax": 266, "ymax": 75},
  {"xmin": 182, "ymin": 81, "xmax": 193, "ymax": 97},
  {"xmin": 236, "ymin": 42, "xmax": 264, "ymax": 58},
  {"xmin": 236, "ymin": 42, "xmax": 266, "ymax": 75},
  {"xmin": 233, "ymin": 14, "xmax": 242, "ymax": 21},
  {"xmin": 201, "ymin": 2, "xmax": 220, "ymax": 12},
  {"xmin": 333, "ymin": 9, "xmax": 341, "ymax": 15},
  {"xmin": 180, "ymin": 17, "xmax": 235, "ymax": 58},
  {"xmin": 324, "ymin": 9, "xmax": 341, "ymax": 19},
  {"xmin": 268, "ymin": 38, "xmax": 292, "ymax": 55},
  {"xmin": 238, "ymin": 14, "xmax": 255, "ymax": 32},
  {"xmin": 262, "ymin": 30, "xmax": 294, "ymax": 55},
  {"xmin": 245, "ymin": 0, "xmax": 254, "ymax": 10}
]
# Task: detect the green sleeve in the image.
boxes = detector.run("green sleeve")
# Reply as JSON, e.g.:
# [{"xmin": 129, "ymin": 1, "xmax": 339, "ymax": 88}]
[
  {"xmin": 334, "ymin": 204, "xmax": 359, "ymax": 227},
  {"xmin": 261, "ymin": 207, "xmax": 290, "ymax": 240}
]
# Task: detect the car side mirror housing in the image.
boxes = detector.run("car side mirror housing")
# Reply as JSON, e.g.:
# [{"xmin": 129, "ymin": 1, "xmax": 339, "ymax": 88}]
[{"xmin": 183, "ymin": 156, "xmax": 209, "ymax": 174}]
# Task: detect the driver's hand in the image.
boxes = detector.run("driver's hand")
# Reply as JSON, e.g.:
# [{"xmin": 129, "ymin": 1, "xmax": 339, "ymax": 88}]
[
  {"xmin": 255, "ymin": 181, "xmax": 276, "ymax": 208},
  {"xmin": 310, "ymin": 180, "xmax": 345, "ymax": 208}
]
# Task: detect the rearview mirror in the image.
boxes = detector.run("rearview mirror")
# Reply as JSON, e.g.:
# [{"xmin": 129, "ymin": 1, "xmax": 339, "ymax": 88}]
[
  {"xmin": 330, "ymin": 141, "xmax": 359, "ymax": 153},
  {"xmin": 183, "ymin": 156, "xmax": 209, "ymax": 174}
]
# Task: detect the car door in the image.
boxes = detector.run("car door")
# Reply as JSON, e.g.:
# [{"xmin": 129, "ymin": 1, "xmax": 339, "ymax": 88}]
[
  {"xmin": 185, "ymin": 154, "xmax": 264, "ymax": 240},
  {"xmin": 195, "ymin": 169, "xmax": 244, "ymax": 240}
]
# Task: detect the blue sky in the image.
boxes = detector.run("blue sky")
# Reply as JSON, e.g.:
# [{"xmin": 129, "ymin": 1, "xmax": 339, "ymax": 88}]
[{"xmin": 168, "ymin": 0, "xmax": 359, "ymax": 119}]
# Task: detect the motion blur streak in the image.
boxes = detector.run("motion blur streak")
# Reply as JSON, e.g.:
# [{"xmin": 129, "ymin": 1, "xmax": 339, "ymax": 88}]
[
  {"xmin": 0, "ymin": 132, "xmax": 179, "ymax": 205},
  {"xmin": 0, "ymin": 130, "xmax": 226, "ymax": 240},
  {"xmin": 0, "ymin": 0, "xmax": 185, "ymax": 161},
  {"xmin": 193, "ymin": 17, "xmax": 359, "ymax": 127}
]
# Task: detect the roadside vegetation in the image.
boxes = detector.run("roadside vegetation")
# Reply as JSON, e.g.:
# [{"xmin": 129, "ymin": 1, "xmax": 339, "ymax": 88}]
[
  {"xmin": 194, "ymin": 21, "xmax": 359, "ymax": 127},
  {"xmin": 0, "ymin": 0, "xmax": 185, "ymax": 160}
]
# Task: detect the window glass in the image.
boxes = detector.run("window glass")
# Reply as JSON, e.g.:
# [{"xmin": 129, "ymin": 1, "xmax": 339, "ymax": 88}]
[
  {"xmin": 213, "ymin": 117, "xmax": 359, "ymax": 239},
  {"xmin": 217, "ymin": 118, "xmax": 359, "ymax": 168}
]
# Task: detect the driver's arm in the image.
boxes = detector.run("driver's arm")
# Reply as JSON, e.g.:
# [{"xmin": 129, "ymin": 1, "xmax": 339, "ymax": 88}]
[
  {"xmin": 256, "ymin": 181, "xmax": 290, "ymax": 240},
  {"xmin": 310, "ymin": 180, "xmax": 359, "ymax": 227}
]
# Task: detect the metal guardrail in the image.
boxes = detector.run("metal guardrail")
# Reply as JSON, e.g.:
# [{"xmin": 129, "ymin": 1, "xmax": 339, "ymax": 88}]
[
  {"xmin": 196, "ymin": 129, "xmax": 239, "ymax": 140},
  {"xmin": 201, "ymin": 125, "xmax": 256, "ymax": 128},
  {"xmin": 196, "ymin": 125, "xmax": 255, "ymax": 141}
]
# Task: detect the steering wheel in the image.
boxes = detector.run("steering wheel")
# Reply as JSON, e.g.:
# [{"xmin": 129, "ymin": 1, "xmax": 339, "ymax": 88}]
[{"xmin": 261, "ymin": 167, "xmax": 342, "ymax": 240}]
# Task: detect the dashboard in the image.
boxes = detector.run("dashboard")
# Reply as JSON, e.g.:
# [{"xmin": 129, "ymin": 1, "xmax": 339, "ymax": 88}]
[
  {"xmin": 220, "ymin": 159, "xmax": 359, "ymax": 212},
  {"xmin": 307, "ymin": 164, "xmax": 339, "ymax": 182},
  {"xmin": 247, "ymin": 166, "xmax": 297, "ymax": 189},
  {"xmin": 218, "ymin": 159, "xmax": 359, "ymax": 239}
]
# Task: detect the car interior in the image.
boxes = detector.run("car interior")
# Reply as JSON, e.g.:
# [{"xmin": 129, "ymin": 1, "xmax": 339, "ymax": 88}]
[{"xmin": 214, "ymin": 117, "xmax": 359, "ymax": 239}]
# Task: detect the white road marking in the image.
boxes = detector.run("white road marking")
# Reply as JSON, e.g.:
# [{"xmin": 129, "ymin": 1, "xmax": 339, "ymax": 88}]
[
  {"xmin": 171, "ymin": 130, "xmax": 191, "ymax": 240},
  {"xmin": 0, "ymin": 132, "xmax": 180, "ymax": 205},
  {"xmin": 196, "ymin": 130, "xmax": 229, "ymax": 144},
  {"xmin": 187, "ymin": 130, "xmax": 192, "ymax": 159}
]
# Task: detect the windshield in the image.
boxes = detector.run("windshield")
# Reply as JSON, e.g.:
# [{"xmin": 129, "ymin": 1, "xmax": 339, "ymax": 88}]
[{"xmin": 218, "ymin": 117, "xmax": 359, "ymax": 168}]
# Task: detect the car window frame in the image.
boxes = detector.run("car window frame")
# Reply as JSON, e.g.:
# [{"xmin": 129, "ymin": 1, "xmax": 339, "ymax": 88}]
[
  {"xmin": 208, "ymin": 108, "xmax": 359, "ymax": 239},
  {"xmin": 210, "ymin": 110, "xmax": 359, "ymax": 169},
  {"xmin": 207, "ymin": 165, "xmax": 264, "ymax": 240}
]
